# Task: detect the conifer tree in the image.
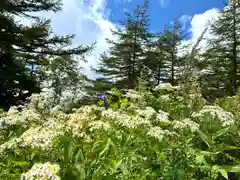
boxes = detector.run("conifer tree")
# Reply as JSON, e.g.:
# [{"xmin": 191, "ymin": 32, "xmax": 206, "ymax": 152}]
[
  {"xmin": 203, "ymin": 0, "xmax": 240, "ymax": 97},
  {"xmin": 161, "ymin": 22, "xmax": 183, "ymax": 85},
  {"xmin": 0, "ymin": 0, "xmax": 92, "ymax": 109},
  {"xmin": 147, "ymin": 22, "xmax": 183, "ymax": 86},
  {"xmin": 93, "ymin": 0, "xmax": 152, "ymax": 90}
]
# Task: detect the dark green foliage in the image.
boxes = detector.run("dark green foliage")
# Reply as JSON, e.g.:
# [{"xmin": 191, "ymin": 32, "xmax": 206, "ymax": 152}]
[
  {"xmin": 148, "ymin": 23, "xmax": 183, "ymax": 86},
  {"xmin": 93, "ymin": 0, "xmax": 153, "ymax": 91},
  {"xmin": 0, "ymin": 0, "xmax": 92, "ymax": 110},
  {"xmin": 202, "ymin": 1, "xmax": 240, "ymax": 98}
]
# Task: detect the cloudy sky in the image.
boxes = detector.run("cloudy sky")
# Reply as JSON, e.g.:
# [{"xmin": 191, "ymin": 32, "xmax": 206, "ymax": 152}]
[{"xmin": 30, "ymin": 0, "xmax": 226, "ymax": 79}]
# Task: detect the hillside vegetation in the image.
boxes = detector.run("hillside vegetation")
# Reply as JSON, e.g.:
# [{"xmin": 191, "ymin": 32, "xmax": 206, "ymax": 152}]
[{"xmin": 1, "ymin": 84, "xmax": 240, "ymax": 179}]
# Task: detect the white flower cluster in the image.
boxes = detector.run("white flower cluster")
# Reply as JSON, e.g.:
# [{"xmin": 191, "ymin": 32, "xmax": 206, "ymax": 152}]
[
  {"xmin": 172, "ymin": 118, "xmax": 199, "ymax": 133},
  {"xmin": 67, "ymin": 110, "xmax": 94, "ymax": 138},
  {"xmin": 3, "ymin": 106, "xmax": 42, "ymax": 126},
  {"xmin": 155, "ymin": 110, "xmax": 170, "ymax": 124},
  {"xmin": 27, "ymin": 93, "xmax": 50, "ymax": 112},
  {"xmin": 154, "ymin": 83, "xmax": 180, "ymax": 92},
  {"xmin": 127, "ymin": 104, "xmax": 140, "ymax": 113},
  {"xmin": 160, "ymin": 94, "xmax": 171, "ymax": 101},
  {"xmin": 19, "ymin": 120, "xmax": 64, "ymax": 150},
  {"xmin": 101, "ymin": 109, "xmax": 124, "ymax": 120},
  {"xmin": 120, "ymin": 115, "xmax": 151, "ymax": 129},
  {"xmin": 147, "ymin": 126, "xmax": 175, "ymax": 142},
  {"xmin": 65, "ymin": 106, "xmax": 103, "ymax": 140},
  {"xmin": 101, "ymin": 109, "xmax": 150, "ymax": 129},
  {"xmin": 76, "ymin": 105, "xmax": 103, "ymax": 116},
  {"xmin": 125, "ymin": 89, "xmax": 141, "ymax": 100},
  {"xmin": 0, "ymin": 138, "xmax": 18, "ymax": 154},
  {"xmin": 20, "ymin": 162, "xmax": 60, "ymax": 180},
  {"xmin": 0, "ymin": 119, "xmax": 65, "ymax": 152},
  {"xmin": 88, "ymin": 120, "xmax": 111, "ymax": 132},
  {"xmin": 136, "ymin": 106, "xmax": 157, "ymax": 120},
  {"xmin": 192, "ymin": 105, "xmax": 235, "ymax": 127}
]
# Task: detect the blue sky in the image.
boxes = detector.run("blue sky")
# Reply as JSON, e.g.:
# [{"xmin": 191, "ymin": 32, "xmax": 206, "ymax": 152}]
[
  {"xmin": 107, "ymin": 0, "xmax": 225, "ymax": 33},
  {"xmin": 21, "ymin": 0, "xmax": 226, "ymax": 79}
]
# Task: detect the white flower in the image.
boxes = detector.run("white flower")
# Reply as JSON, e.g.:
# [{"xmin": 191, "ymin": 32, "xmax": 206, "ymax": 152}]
[
  {"xmin": 155, "ymin": 110, "xmax": 170, "ymax": 124},
  {"xmin": 122, "ymin": 115, "xmax": 151, "ymax": 128},
  {"xmin": 27, "ymin": 93, "xmax": 49, "ymax": 111},
  {"xmin": 192, "ymin": 105, "xmax": 234, "ymax": 127},
  {"xmin": 3, "ymin": 106, "xmax": 42, "ymax": 126},
  {"xmin": 0, "ymin": 138, "xmax": 19, "ymax": 154},
  {"xmin": 173, "ymin": 118, "xmax": 199, "ymax": 133},
  {"xmin": 127, "ymin": 104, "xmax": 139, "ymax": 112},
  {"xmin": 147, "ymin": 126, "xmax": 175, "ymax": 142},
  {"xmin": 21, "ymin": 162, "xmax": 60, "ymax": 180},
  {"xmin": 160, "ymin": 94, "xmax": 171, "ymax": 101},
  {"xmin": 125, "ymin": 89, "xmax": 141, "ymax": 100},
  {"xmin": 16, "ymin": 119, "xmax": 64, "ymax": 150},
  {"xmin": 154, "ymin": 83, "xmax": 180, "ymax": 92},
  {"xmin": 88, "ymin": 120, "xmax": 111, "ymax": 132},
  {"xmin": 136, "ymin": 106, "xmax": 157, "ymax": 120}
]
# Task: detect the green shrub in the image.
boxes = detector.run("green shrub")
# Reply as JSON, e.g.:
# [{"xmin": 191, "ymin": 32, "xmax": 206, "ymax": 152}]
[{"xmin": 0, "ymin": 83, "xmax": 240, "ymax": 179}]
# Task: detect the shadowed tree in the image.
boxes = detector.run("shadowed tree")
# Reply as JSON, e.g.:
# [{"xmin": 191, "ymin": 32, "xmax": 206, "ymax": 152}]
[{"xmin": 0, "ymin": 0, "xmax": 93, "ymax": 109}]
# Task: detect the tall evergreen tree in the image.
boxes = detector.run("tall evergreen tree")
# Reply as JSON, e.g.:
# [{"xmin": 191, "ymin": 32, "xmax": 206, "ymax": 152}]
[
  {"xmin": 93, "ymin": 0, "xmax": 152, "ymax": 90},
  {"xmin": 203, "ymin": 0, "xmax": 240, "ymax": 98},
  {"xmin": 161, "ymin": 22, "xmax": 183, "ymax": 85},
  {"xmin": 0, "ymin": 0, "xmax": 92, "ymax": 109},
  {"xmin": 147, "ymin": 22, "xmax": 183, "ymax": 86}
]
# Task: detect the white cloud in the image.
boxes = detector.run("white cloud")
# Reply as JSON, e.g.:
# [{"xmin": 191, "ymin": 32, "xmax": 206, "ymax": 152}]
[
  {"xmin": 179, "ymin": 8, "xmax": 220, "ymax": 56},
  {"xmin": 159, "ymin": 0, "xmax": 170, "ymax": 8},
  {"xmin": 116, "ymin": 0, "xmax": 132, "ymax": 4},
  {"xmin": 16, "ymin": 0, "xmax": 117, "ymax": 79},
  {"xmin": 179, "ymin": 14, "xmax": 192, "ymax": 32},
  {"xmin": 190, "ymin": 8, "xmax": 220, "ymax": 43}
]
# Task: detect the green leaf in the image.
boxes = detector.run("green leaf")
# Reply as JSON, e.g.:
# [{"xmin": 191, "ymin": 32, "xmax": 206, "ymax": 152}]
[
  {"xmin": 102, "ymin": 175, "xmax": 116, "ymax": 180},
  {"xmin": 212, "ymin": 165, "xmax": 228, "ymax": 179},
  {"xmin": 195, "ymin": 154, "xmax": 207, "ymax": 165},
  {"xmin": 99, "ymin": 138, "xmax": 111, "ymax": 158},
  {"xmin": 219, "ymin": 168, "xmax": 228, "ymax": 179},
  {"xmin": 212, "ymin": 127, "xmax": 230, "ymax": 140},
  {"xmin": 12, "ymin": 161, "xmax": 30, "ymax": 167},
  {"xmin": 13, "ymin": 148, "xmax": 22, "ymax": 155},
  {"xmin": 197, "ymin": 130, "xmax": 211, "ymax": 148},
  {"xmin": 230, "ymin": 165, "xmax": 240, "ymax": 173},
  {"xmin": 112, "ymin": 160, "xmax": 117, "ymax": 168},
  {"xmin": 213, "ymin": 145, "xmax": 240, "ymax": 152},
  {"xmin": 112, "ymin": 159, "xmax": 122, "ymax": 170},
  {"xmin": 75, "ymin": 148, "xmax": 84, "ymax": 163},
  {"xmin": 67, "ymin": 141, "xmax": 75, "ymax": 162},
  {"xmin": 75, "ymin": 163, "xmax": 86, "ymax": 179}
]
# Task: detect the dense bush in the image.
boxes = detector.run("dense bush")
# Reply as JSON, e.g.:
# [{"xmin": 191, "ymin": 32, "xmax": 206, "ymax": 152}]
[{"xmin": 0, "ymin": 84, "xmax": 240, "ymax": 180}]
